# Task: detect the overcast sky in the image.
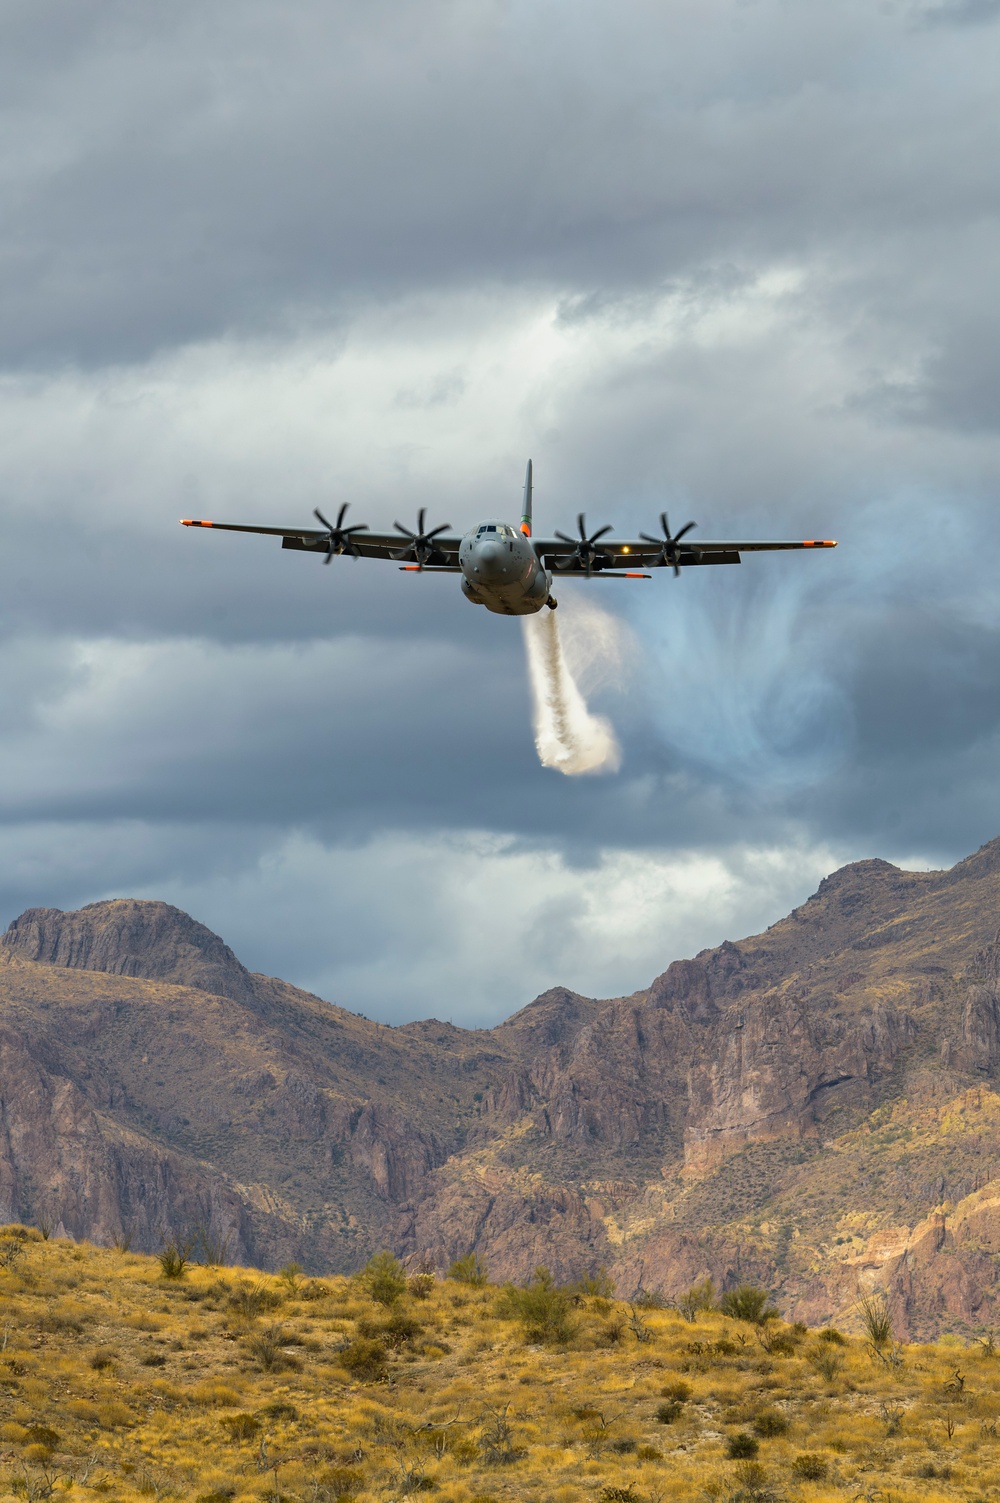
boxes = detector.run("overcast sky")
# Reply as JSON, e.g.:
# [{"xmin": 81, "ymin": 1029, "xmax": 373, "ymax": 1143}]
[{"xmin": 1, "ymin": 0, "xmax": 999, "ymax": 1024}]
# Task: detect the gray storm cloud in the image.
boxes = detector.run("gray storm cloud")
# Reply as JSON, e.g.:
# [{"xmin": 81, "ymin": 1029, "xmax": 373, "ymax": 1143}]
[{"xmin": 0, "ymin": 0, "xmax": 999, "ymax": 1017}]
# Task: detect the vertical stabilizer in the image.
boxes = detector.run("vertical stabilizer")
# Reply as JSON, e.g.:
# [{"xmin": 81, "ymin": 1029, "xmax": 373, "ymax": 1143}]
[{"xmin": 521, "ymin": 459, "xmax": 533, "ymax": 536}]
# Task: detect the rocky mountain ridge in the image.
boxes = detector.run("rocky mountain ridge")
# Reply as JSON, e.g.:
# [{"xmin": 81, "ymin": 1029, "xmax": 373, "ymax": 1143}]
[{"xmin": 2, "ymin": 841, "xmax": 1000, "ymax": 1337}]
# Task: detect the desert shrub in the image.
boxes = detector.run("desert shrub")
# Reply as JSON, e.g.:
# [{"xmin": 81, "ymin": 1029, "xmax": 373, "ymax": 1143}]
[
  {"xmin": 158, "ymin": 1240, "xmax": 191, "ymax": 1280},
  {"xmin": 96, "ymin": 1400, "xmax": 133, "ymax": 1428},
  {"xmin": 791, "ymin": 1453, "xmax": 828, "ymax": 1480},
  {"xmin": 261, "ymin": 1401, "xmax": 299, "ymax": 1421},
  {"xmin": 189, "ymin": 1383, "xmax": 241, "ymax": 1407},
  {"xmin": 142, "ymin": 1351, "xmax": 167, "ymax": 1366},
  {"xmin": 358, "ymin": 1310, "xmax": 423, "ymax": 1350},
  {"xmin": 719, "ymin": 1285, "xmax": 778, "ymax": 1325},
  {"xmin": 277, "ymin": 1262, "xmax": 302, "ymax": 1292},
  {"xmin": 25, "ymin": 1426, "xmax": 59, "ymax": 1451},
  {"xmin": 88, "ymin": 1347, "xmax": 117, "ymax": 1370},
  {"xmin": 318, "ymin": 1467, "xmax": 363, "ymax": 1496},
  {"xmin": 752, "ymin": 1408, "xmax": 788, "ymax": 1437},
  {"xmin": 819, "ymin": 1326, "xmax": 846, "ymax": 1344},
  {"xmin": 637, "ymin": 1444, "xmax": 662, "ymax": 1460},
  {"xmin": 496, "ymin": 1267, "xmax": 575, "ymax": 1345},
  {"xmin": 227, "ymin": 1279, "xmax": 282, "ymax": 1319},
  {"xmin": 448, "ymin": 1252, "xmax": 488, "ymax": 1287},
  {"xmin": 40, "ymin": 1301, "xmax": 89, "ymax": 1333},
  {"xmin": 727, "ymin": 1431, "xmax": 760, "ymax": 1459},
  {"xmin": 634, "ymin": 1285, "xmax": 666, "ymax": 1309},
  {"xmin": 360, "ymin": 1251, "xmax": 408, "ymax": 1307},
  {"xmin": 730, "ymin": 1461, "xmax": 779, "ymax": 1502},
  {"xmin": 65, "ymin": 1400, "xmax": 99, "ymax": 1424},
  {"xmin": 479, "ymin": 1403, "xmax": 524, "ymax": 1465},
  {"xmin": 340, "ymin": 1337, "xmax": 389, "ymax": 1382},
  {"xmin": 298, "ymin": 1279, "xmax": 332, "ymax": 1301},
  {"xmin": 677, "ymin": 1277, "xmax": 716, "ymax": 1320},
  {"xmin": 0, "ymin": 1238, "xmax": 26, "ymax": 1272},
  {"xmin": 662, "ymin": 1379, "xmax": 692, "ymax": 1402},
  {"xmin": 409, "ymin": 1271, "xmax": 436, "ymax": 1300},
  {"xmin": 600, "ymin": 1488, "xmax": 639, "ymax": 1503},
  {"xmin": 124, "ymin": 1312, "xmax": 164, "ymax": 1332},
  {"xmin": 194, "ymin": 1226, "xmax": 235, "ymax": 1268},
  {"xmin": 811, "ymin": 1345, "xmax": 844, "ymax": 1381},
  {"xmin": 244, "ymin": 1322, "xmax": 299, "ymax": 1372},
  {"xmin": 855, "ymin": 1289, "xmax": 894, "ymax": 1348},
  {"xmin": 656, "ymin": 1401, "xmax": 684, "ymax": 1423},
  {"xmin": 758, "ymin": 1325, "xmax": 798, "ymax": 1355},
  {"xmin": 573, "ymin": 1268, "xmax": 615, "ymax": 1299},
  {"xmin": 219, "ymin": 1413, "xmax": 261, "ymax": 1442}
]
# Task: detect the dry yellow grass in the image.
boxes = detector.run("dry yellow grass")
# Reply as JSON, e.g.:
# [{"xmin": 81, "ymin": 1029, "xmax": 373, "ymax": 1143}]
[{"xmin": 0, "ymin": 1231, "xmax": 995, "ymax": 1502}]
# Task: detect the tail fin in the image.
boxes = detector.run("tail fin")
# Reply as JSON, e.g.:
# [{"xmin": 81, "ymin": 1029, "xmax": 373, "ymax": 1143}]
[{"xmin": 520, "ymin": 459, "xmax": 533, "ymax": 536}]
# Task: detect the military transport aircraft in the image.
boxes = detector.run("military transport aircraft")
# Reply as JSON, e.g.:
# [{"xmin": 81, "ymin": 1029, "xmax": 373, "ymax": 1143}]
[{"xmin": 181, "ymin": 461, "xmax": 836, "ymax": 617}]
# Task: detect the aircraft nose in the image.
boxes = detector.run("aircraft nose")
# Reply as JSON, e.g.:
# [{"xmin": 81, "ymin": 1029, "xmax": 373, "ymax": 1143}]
[{"xmin": 478, "ymin": 541, "xmax": 504, "ymax": 570}]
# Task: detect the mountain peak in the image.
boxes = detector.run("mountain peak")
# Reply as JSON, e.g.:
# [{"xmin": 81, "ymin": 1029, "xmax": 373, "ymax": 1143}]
[{"xmin": 1, "ymin": 899, "xmax": 256, "ymax": 1003}]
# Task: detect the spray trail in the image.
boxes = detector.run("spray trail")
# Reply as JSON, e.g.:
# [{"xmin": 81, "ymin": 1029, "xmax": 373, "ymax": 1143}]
[{"xmin": 522, "ymin": 606, "xmax": 622, "ymax": 775}]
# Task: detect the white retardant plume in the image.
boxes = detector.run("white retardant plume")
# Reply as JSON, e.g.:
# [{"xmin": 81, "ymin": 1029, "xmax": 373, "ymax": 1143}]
[{"xmin": 522, "ymin": 599, "xmax": 624, "ymax": 775}]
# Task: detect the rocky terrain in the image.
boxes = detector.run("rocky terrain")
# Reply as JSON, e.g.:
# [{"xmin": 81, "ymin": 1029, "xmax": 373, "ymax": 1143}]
[{"xmin": 4, "ymin": 836, "xmax": 1000, "ymax": 1335}]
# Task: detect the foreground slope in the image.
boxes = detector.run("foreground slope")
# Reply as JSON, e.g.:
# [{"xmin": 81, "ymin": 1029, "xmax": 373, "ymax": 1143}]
[
  {"xmin": 0, "ymin": 1230, "xmax": 994, "ymax": 1503},
  {"xmin": 5, "ymin": 838, "xmax": 1000, "ymax": 1333}
]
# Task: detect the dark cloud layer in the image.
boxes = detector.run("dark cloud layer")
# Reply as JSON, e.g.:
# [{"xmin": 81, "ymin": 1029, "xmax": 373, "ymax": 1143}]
[{"xmin": 0, "ymin": 0, "xmax": 999, "ymax": 1019}]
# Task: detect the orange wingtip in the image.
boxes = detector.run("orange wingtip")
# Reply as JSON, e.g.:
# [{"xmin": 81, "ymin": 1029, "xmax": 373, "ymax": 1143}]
[
  {"xmin": 625, "ymin": 572, "xmax": 648, "ymax": 578},
  {"xmin": 181, "ymin": 519, "xmax": 213, "ymax": 527},
  {"xmin": 803, "ymin": 539, "xmax": 837, "ymax": 547},
  {"xmin": 401, "ymin": 564, "xmax": 421, "ymax": 571}
]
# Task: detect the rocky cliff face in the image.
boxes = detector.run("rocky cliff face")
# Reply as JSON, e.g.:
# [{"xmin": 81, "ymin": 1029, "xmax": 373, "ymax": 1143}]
[{"xmin": 3, "ymin": 837, "xmax": 1000, "ymax": 1335}]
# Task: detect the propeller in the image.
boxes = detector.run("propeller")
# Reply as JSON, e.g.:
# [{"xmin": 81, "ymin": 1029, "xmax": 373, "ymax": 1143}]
[
  {"xmin": 390, "ymin": 508, "xmax": 453, "ymax": 567},
  {"xmin": 639, "ymin": 512, "xmax": 697, "ymax": 576},
  {"xmin": 313, "ymin": 504, "xmax": 369, "ymax": 563},
  {"xmin": 554, "ymin": 514, "xmax": 614, "ymax": 577}
]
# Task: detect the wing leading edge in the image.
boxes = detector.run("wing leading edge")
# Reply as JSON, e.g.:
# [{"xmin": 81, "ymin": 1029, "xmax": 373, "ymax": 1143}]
[{"xmin": 180, "ymin": 518, "xmax": 835, "ymax": 571}]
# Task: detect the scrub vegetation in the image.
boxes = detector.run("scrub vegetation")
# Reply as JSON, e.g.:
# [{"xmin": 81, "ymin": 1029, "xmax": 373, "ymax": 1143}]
[{"xmin": 0, "ymin": 1230, "xmax": 997, "ymax": 1503}]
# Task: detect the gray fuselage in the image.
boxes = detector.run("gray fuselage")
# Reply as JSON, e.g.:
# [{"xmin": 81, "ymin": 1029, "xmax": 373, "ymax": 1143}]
[{"xmin": 458, "ymin": 520, "xmax": 551, "ymax": 615}]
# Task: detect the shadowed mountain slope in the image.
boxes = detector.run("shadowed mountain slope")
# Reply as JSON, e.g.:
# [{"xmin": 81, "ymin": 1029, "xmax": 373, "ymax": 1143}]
[{"xmin": 4, "ymin": 840, "xmax": 1000, "ymax": 1335}]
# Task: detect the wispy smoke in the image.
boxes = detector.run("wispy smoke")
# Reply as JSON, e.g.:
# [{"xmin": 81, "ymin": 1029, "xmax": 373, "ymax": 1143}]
[{"xmin": 522, "ymin": 599, "xmax": 625, "ymax": 775}]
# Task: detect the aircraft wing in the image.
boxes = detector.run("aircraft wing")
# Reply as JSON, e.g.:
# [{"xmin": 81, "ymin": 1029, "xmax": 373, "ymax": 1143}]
[
  {"xmin": 531, "ymin": 535, "xmax": 836, "ymax": 572},
  {"xmin": 180, "ymin": 519, "xmax": 464, "ymax": 568}
]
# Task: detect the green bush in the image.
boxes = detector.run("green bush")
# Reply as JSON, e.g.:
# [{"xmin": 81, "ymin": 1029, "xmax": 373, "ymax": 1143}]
[
  {"xmin": 855, "ymin": 1289, "xmax": 893, "ymax": 1348},
  {"xmin": 677, "ymin": 1277, "xmax": 716, "ymax": 1320},
  {"xmin": 448, "ymin": 1252, "xmax": 488, "ymax": 1287},
  {"xmin": 656, "ymin": 1401, "xmax": 683, "ymax": 1423},
  {"xmin": 719, "ymin": 1285, "xmax": 778, "ymax": 1324},
  {"xmin": 752, "ymin": 1409, "xmax": 788, "ymax": 1437},
  {"xmin": 726, "ymin": 1432, "xmax": 760, "ymax": 1459},
  {"xmin": 496, "ymin": 1267, "xmax": 575, "ymax": 1345},
  {"xmin": 358, "ymin": 1310, "xmax": 423, "ymax": 1350},
  {"xmin": 360, "ymin": 1250, "xmax": 408, "ymax": 1307},
  {"xmin": 818, "ymin": 1326, "xmax": 846, "ymax": 1345},
  {"xmin": 790, "ymin": 1453, "xmax": 828, "ymax": 1481},
  {"xmin": 227, "ymin": 1279, "xmax": 282, "ymax": 1319},
  {"xmin": 339, "ymin": 1337, "xmax": 389, "ymax": 1382},
  {"xmin": 219, "ymin": 1413, "xmax": 261, "ymax": 1442},
  {"xmin": 158, "ymin": 1240, "xmax": 191, "ymax": 1280}
]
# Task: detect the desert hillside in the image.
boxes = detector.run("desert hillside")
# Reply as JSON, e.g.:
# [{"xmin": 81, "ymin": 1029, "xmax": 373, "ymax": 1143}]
[
  {"xmin": 0, "ymin": 1228, "xmax": 992, "ymax": 1503},
  {"xmin": 4, "ymin": 836, "xmax": 1000, "ymax": 1334}
]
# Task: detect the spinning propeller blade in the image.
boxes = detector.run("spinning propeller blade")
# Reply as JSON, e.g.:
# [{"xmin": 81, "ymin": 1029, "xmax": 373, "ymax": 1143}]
[
  {"xmin": 639, "ymin": 512, "xmax": 697, "ymax": 576},
  {"xmin": 553, "ymin": 514, "xmax": 614, "ymax": 577},
  {"xmin": 314, "ymin": 504, "xmax": 369, "ymax": 562}
]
